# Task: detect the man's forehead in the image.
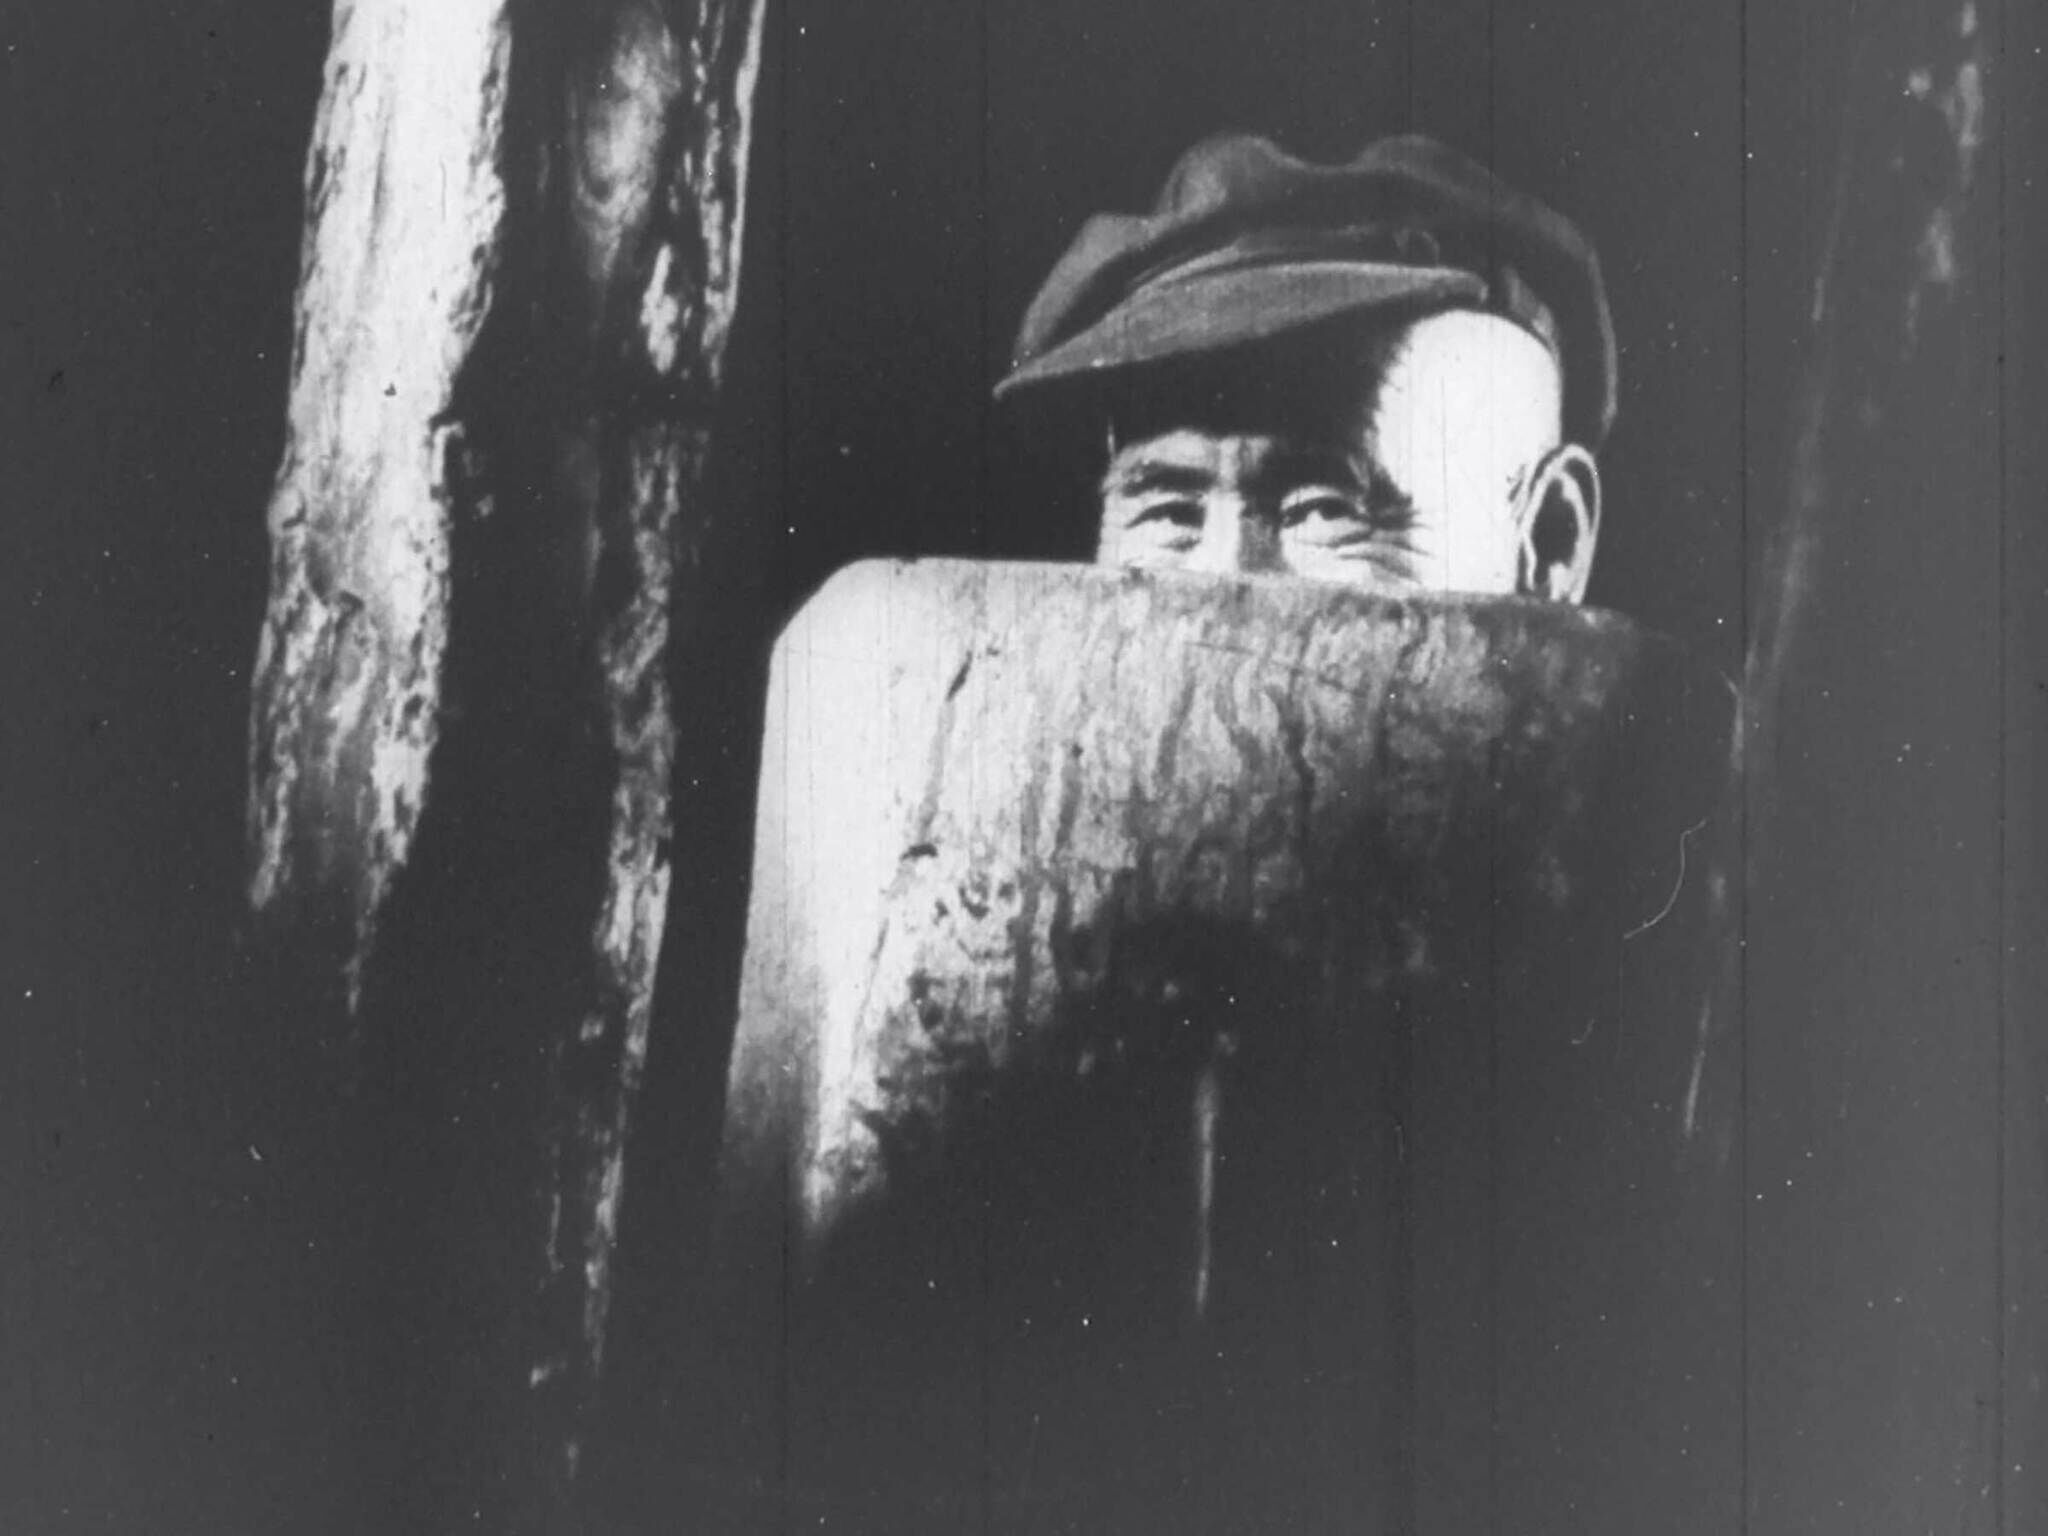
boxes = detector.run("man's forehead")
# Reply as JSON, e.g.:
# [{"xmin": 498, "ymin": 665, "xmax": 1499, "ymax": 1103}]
[
  {"xmin": 1101, "ymin": 430, "xmax": 1371, "ymax": 492},
  {"xmin": 1375, "ymin": 311, "xmax": 1566, "ymax": 437},
  {"xmin": 1102, "ymin": 307, "xmax": 1563, "ymax": 448}
]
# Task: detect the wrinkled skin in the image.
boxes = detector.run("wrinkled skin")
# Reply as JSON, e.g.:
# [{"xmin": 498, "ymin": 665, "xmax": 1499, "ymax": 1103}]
[{"xmin": 1095, "ymin": 309, "xmax": 1601, "ymax": 602}]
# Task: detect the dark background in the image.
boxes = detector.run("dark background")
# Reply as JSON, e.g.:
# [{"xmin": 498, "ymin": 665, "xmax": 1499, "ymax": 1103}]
[{"xmin": 4, "ymin": 0, "xmax": 2043, "ymax": 1531}]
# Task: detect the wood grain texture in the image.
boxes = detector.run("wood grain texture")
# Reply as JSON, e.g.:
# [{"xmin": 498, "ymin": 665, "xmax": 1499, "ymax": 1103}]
[
  {"xmin": 705, "ymin": 560, "xmax": 1741, "ymax": 1531},
  {"xmin": 727, "ymin": 560, "xmax": 1736, "ymax": 1239},
  {"xmin": 243, "ymin": 0, "xmax": 764, "ymax": 1506},
  {"xmin": 526, "ymin": 0, "xmax": 766, "ymax": 1488},
  {"xmin": 246, "ymin": 0, "xmax": 513, "ymax": 1004}
]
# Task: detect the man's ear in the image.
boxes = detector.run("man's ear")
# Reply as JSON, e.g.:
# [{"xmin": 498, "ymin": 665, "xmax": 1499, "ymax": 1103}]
[{"xmin": 1515, "ymin": 444, "xmax": 1601, "ymax": 604}]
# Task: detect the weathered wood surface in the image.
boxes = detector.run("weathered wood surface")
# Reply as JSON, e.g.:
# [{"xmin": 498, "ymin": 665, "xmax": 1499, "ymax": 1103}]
[
  {"xmin": 244, "ymin": 0, "xmax": 765, "ymax": 1513},
  {"xmin": 246, "ymin": 0, "xmax": 514, "ymax": 1004},
  {"xmin": 726, "ymin": 561, "xmax": 1736, "ymax": 1237},
  {"xmin": 523, "ymin": 0, "xmax": 766, "ymax": 1488},
  {"xmin": 705, "ymin": 560, "xmax": 1740, "ymax": 1532}
]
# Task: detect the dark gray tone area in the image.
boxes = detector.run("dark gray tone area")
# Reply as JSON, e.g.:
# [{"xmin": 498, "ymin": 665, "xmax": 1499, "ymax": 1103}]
[{"xmin": 5, "ymin": 0, "xmax": 2043, "ymax": 1531}]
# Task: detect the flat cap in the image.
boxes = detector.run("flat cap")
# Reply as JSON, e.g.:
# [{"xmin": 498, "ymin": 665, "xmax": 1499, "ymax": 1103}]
[{"xmin": 996, "ymin": 133, "xmax": 1618, "ymax": 447}]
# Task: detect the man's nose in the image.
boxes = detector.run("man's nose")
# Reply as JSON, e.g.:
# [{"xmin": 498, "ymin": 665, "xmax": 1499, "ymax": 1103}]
[{"xmin": 1187, "ymin": 499, "xmax": 1281, "ymax": 575}]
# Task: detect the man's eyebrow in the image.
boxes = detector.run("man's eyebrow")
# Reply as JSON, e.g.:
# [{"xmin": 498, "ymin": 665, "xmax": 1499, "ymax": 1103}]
[
  {"xmin": 1099, "ymin": 460, "xmax": 1214, "ymax": 497},
  {"xmin": 1253, "ymin": 444, "xmax": 1374, "ymax": 493}
]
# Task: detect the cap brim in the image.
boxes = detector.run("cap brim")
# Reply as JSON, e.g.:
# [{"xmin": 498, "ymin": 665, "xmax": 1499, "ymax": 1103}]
[{"xmin": 994, "ymin": 261, "xmax": 1488, "ymax": 398}]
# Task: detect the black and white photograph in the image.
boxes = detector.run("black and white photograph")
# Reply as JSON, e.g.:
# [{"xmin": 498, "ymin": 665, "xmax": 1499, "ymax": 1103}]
[{"xmin": 5, "ymin": 0, "xmax": 2045, "ymax": 1530}]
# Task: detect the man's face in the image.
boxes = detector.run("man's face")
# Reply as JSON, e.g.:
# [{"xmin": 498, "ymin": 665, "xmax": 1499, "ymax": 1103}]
[{"xmin": 1095, "ymin": 310, "xmax": 1580, "ymax": 597}]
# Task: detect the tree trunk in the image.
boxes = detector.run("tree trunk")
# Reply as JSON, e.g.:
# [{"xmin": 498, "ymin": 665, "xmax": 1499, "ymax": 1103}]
[
  {"xmin": 247, "ymin": 0, "xmax": 514, "ymax": 1009},
  {"xmin": 705, "ymin": 560, "xmax": 1741, "ymax": 1532},
  {"xmin": 523, "ymin": 0, "xmax": 767, "ymax": 1489},
  {"xmin": 245, "ymin": 0, "xmax": 764, "ymax": 1516}
]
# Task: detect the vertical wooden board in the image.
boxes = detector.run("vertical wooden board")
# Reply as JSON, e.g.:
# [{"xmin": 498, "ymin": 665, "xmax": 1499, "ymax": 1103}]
[
  {"xmin": 712, "ymin": 559, "xmax": 1738, "ymax": 1529},
  {"xmin": 509, "ymin": 0, "xmax": 768, "ymax": 1492},
  {"xmin": 240, "ymin": 0, "xmax": 766, "ymax": 1516},
  {"xmin": 246, "ymin": 0, "xmax": 514, "ymax": 1006}
]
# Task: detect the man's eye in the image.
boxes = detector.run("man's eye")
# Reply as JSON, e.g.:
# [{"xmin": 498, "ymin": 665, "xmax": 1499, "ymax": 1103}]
[
  {"xmin": 1280, "ymin": 493, "xmax": 1374, "ymax": 542},
  {"xmin": 1281, "ymin": 489, "xmax": 1419, "ymax": 548},
  {"xmin": 1127, "ymin": 498, "xmax": 1204, "ymax": 532}
]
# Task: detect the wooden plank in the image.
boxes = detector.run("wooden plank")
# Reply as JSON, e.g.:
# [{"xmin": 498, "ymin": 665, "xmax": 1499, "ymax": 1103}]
[
  {"xmin": 243, "ymin": 0, "xmax": 765, "ymax": 1509},
  {"xmin": 704, "ymin": 559, "xmax": 1739, "ymax": 1529},
  {"xmin": 523, "ymin": 0, "xmax": 766, "ymax": 1489},
  {"xmin": 246, "ymin": 0, "xmax": 514, "ymax": 1011}
]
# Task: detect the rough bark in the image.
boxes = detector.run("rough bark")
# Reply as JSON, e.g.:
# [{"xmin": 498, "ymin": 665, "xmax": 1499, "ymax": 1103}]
[
  {"xmin": 247, "ymin": 0, "xmax": 514, "ymax": 1006},
  {"xmin": 726, "ymin": 563, "xmax": 1731, "ymax": 1241},
  {"xmin": 706, "ymin": 561, "xmax": 1740, "ymax": 1531},
  {"xmin": 523, "ymin": 0, "xmax": 766, "ymax": 1488},
  {"xmin": 246, "ymin": 0, "xmax": 765, "ymax": 1507}
]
